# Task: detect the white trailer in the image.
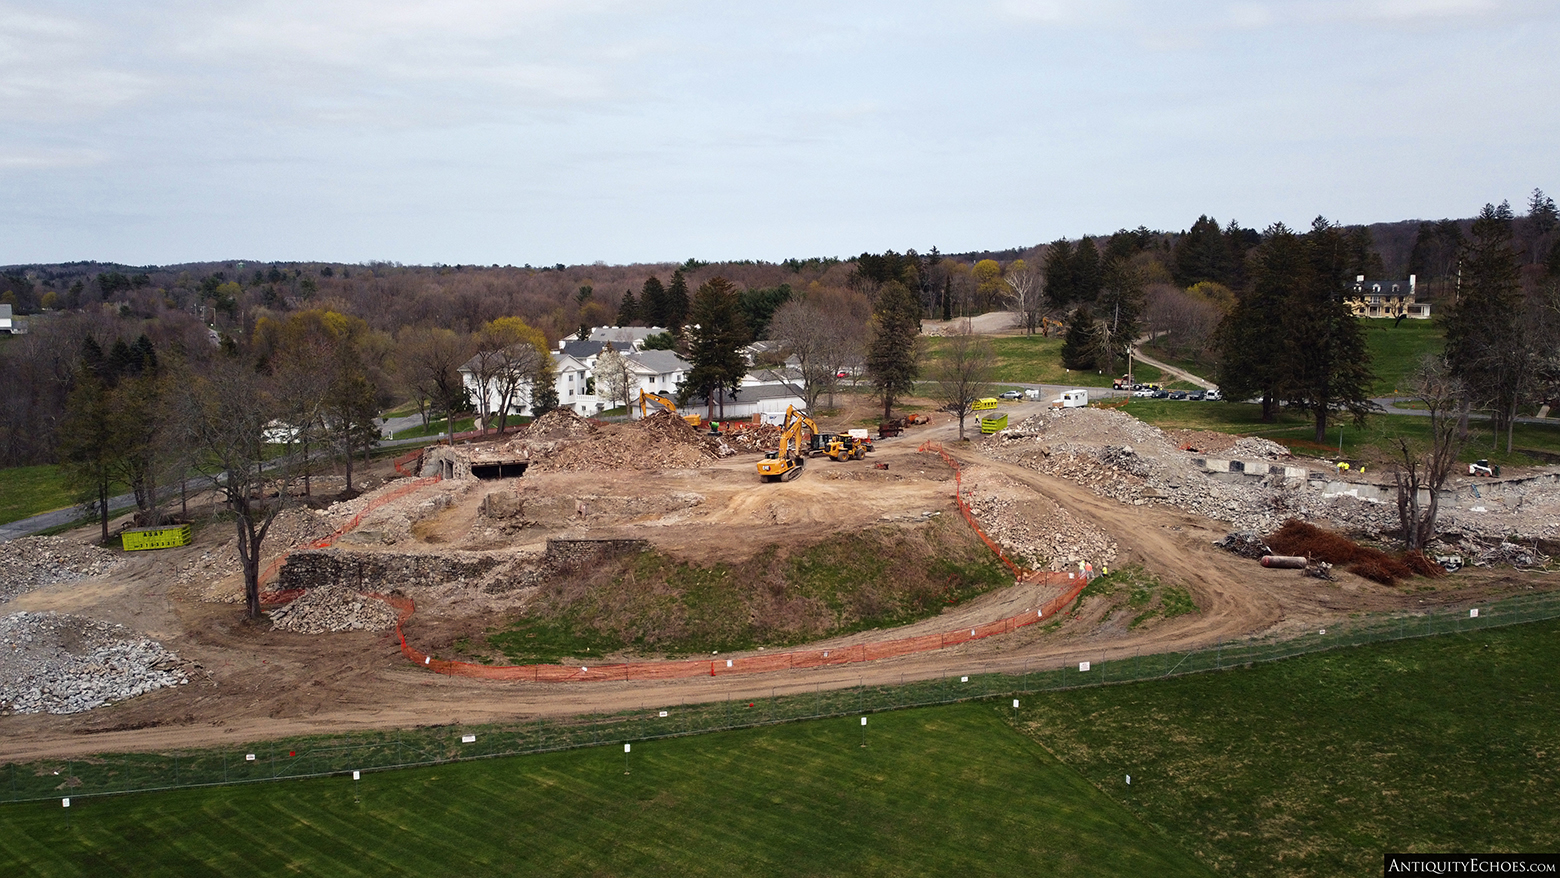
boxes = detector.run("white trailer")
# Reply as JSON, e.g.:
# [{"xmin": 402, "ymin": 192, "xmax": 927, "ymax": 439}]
[{"xmin": 1051, "ymin": 389, "xmax": 1089, "ymax": 408}]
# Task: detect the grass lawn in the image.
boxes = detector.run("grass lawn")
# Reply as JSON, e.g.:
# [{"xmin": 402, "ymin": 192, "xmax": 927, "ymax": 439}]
[
  {"xmin": 392, "ymin": 416, "xmax": 477, "ymax": 440},
  {"xmin": 0, "ymin": 704, "xmax": 1209, "ymax": 878},
  {"xmin": 1123, "ymin": 398, "xmax": 1560, "ymax": 466},
  {"xmin": 1024, "ymin": 617, "xmax": 1560, "ymax": 878},
  {"xmin": 924, "ymin": 334, "xmax": 1170, "ymax": 388},
  {"xmin": 1360, "ymin": 317, "xmax": 1445, "ymax": 396},
  {"xmin": 0, "ymin": 465, "xmax": 88, "ymax": 525}
]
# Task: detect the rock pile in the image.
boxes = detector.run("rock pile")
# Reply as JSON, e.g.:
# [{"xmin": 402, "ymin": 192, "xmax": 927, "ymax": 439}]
[
  {"xmin": 958, "ymin": 464, "xmax": 1118, "ymax": 570},
  {"xmin": 0, "ymin": 612, "xmax": 188, "ymax": 715},
  {"xmin": 1214, "ymin": 531, "xmax": 1272, "ymax": 559},
  {"xmin": 268, "ymin": 585, "xmax": 400, "ymax": 633},
  {"xmin": 0, "ymin": 537, "xmax": 122, "ymax": 603}
]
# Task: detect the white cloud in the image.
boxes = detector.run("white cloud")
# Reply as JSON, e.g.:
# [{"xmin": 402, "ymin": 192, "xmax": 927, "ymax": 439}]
[{"xmin": 0, "ymin": 147, "xmax": 108, "ymax": 170}]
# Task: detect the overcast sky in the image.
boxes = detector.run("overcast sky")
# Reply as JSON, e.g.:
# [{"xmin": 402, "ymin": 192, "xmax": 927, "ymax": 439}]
[{"xmin": 1, "ymin": 1, "xmax": 1555, "ymax": 267}]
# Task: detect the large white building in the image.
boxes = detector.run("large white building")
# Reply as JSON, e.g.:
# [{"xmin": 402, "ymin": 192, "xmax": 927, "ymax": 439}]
[{"xmin": 461, "ymin": 345, "xmax": 693, "ymax": 421}]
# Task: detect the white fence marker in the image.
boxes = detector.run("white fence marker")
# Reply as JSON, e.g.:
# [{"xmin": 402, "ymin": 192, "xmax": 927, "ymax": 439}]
[
  {"xmin": 1470, "ymin": 608, "xmax": 1480, "ymax": 618},
  {"xmin": 658, "ymin": 711, "xmax": 668, "ymax": 718},
  {"xmin": 245, "ymin": 754, "xmax": 256, "ymax": 761},
  {"xmin": 62, "ymin": 798, "xmax": 70, "ymax": 808},
  {"xmin": 353, "ymin": 771, "xmax": 360, "ymax": 781},
  {"xmin": 461, "ymin": 734, "xmax": 476, "ymax": 743},
  {"xmin": 624, "ymin": 743, "xmax": 631, "ymax": 753},
  {"xmin": 1079, "ymin": 661, "xmax": 1091, "ymax": 672},
  {"xmin": 960, "ymin": 676, "xmax": 968, "ymax": 683}
]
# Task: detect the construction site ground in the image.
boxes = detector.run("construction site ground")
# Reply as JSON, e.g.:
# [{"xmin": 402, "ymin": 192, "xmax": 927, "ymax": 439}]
[{"xmin": 3, "ymin": 399, "xmax": 1555, "ymax": 763}]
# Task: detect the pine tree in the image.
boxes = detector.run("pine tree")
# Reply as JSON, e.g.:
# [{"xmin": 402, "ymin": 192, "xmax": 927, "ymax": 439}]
[
  {"xmin": 665, "ymin": 269, "xmax": 691, "ymax": 328},
  {"xmin": 1279, "ymin": 218, "xmax": 1376, "ymax": 444},
  {"xmin": 1072, "ymin": 237, "xmax": 1102, "ymax": 303},
  {"xmin": 640, "ymin": 276, "xmax": 667, "ymax": 327},
  {"xmin": 1173, "ymin": 215, "xmax": 1234, "ymax": 288},
  {"xmin": 1043, "ymin": 239, "xmax": 1075, "ymax": 308},
  {"xmin": 1444, "ymin": 203, "xmax": 1525, "ymax": 448},
  {"xmin": 1217, "ymin": 224, "xmax": 1300, "ymax": 422},
  {"xmin": 865, "ymin": 281, "xmax": 922, "ymax": 420},
  {"xmin": 679, "ymin": 276, "xmax": 748, "ymax": 420},
  {"xmin": 1061, "ymin": 305, "xmax": 1098, "ymax": 371},
  {"xmin": 616, "ymin": 289, "xmax": 639, "ymax": 326}
]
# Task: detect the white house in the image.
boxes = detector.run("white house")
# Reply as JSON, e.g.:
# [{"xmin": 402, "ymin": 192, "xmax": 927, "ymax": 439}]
[{"xmin": 0, "ymin": 304, "xmax": 12, "ymax": 334}]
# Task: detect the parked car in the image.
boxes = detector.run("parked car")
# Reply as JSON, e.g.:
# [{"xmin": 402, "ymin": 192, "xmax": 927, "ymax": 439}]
[
  {"xmin": 1152, "ymin": 390, "xmax": 1169, "ymax": 399},
  {"xmin": 1204, "ymin": 389, "xmax": 1222, "ymax": 401},
  {"xmin": 1169, "ymin": 390, "xmax": 1188, "ymax": 400},
  {"xmin": 998, "ymin": 389, "xmax": 1024, "ymax": 400},
  {"xmin": 1132, "ymin": 388, "xmax": 1154, "ymax": 398},
  {"xmin": 1188, "ymin": 391, "xmax": 1205, "ymax": 401}
]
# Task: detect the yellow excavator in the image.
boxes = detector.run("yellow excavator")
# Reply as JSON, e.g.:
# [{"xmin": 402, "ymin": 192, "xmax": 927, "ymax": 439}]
[
  {"xmin": 639, "ymin": 389, "xmax": 702, "ymax": 427},
  {"xmin": 758, "ymin": 407, "xmax": 820, "ymax": 482}
]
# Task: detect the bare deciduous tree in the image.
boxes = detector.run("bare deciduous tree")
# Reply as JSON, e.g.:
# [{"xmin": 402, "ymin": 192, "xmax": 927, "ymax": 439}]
[
  {"xmin": 1003, "ymin": 261, "xmax": 1048, "ymax": 335},
  {"xmin": 769, "ymin": 299, "xmax": 862, "ymax": 411},
  {"xmin": 931, "ymin": 321, "xmax": 997, "ymax": 440},
  {"xmin": 1390, "ymin": 356, "xmax": 1466, "ymax": 550}
]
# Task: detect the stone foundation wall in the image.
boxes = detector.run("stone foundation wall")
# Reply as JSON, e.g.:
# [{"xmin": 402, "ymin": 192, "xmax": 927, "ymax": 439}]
[
  {"xmin": 544, "ymin": 539, "xmax": 651, "ymax": 569},
  {"xmin": 277, "ymin": 548, "xmax": 504, "ymax": 591}
]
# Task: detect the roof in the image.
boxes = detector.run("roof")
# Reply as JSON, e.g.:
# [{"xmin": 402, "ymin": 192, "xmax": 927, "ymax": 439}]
[
  {"xmin": 627, "ymin": 349, "xmax": 690, "ymax": 374},
  {"xmin": 588, "ymin": 325, "xmax": 668, "ymax": 343},
  {"xmin": 559, "ymin": 339, "xmax": 634, "ymax": 360},
  {"xmin": 685, "ymin": 382, "xmax": 805, "ymax": 406}
]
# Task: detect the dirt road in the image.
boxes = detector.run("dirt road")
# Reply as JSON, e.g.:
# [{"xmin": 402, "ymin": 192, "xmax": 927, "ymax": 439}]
[{"xmin": 1, "ymin": 413, "xmax": 1544, "ymax": 762}]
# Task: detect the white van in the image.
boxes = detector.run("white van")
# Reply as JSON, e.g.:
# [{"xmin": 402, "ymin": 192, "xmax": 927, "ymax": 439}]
[{"xmin": 1051, "ymin": 389, "xmax": 1088, "ymax": 408}]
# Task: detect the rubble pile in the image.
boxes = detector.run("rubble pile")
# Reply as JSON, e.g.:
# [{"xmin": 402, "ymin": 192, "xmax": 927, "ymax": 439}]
[
  {"xmin": 0, "ymin": 612, "xmax": 188, "ymax": 715},
  {"xmin": 988, "ymin": 408, "xmax": 1304, "ymax": 533},
  {"xmin": 507, "ymin": 411, "xmax": 730, "ymax": 472},
  {"xmin": 268, "ymin": 585, "xmax": 400, "ymax": 633},
  {"xmin": 1214, "ymin": 531, "xmax": 1273, "ymax": 559},
  {"xmin": 719, "ymin": 424, "xmax": 783, "ymax": 454},
  {"xmin": 0, "ymin": 536, "xmax": 122, "ymax": 603},
  {"xmin": 958, "ymin": 465, "xmax": 1118, "ymax": 570},
  {"xmin": 1473, "ymin": 542, "xmax": 1551, "ymax": 568}
]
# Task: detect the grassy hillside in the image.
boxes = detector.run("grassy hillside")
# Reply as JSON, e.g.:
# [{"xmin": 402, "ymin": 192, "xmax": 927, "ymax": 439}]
[
  {"xmin": 0, "ymin": 704, "xmax": 1210, "ymax": 878},
  {"xmin": 1359, "ymin": 317, "xmax": 1444, "ymax": 396},
  {"xmin": 479, "ymin": 515, "xmax": 1012, "ymax": 662},
  {"xmin": 923, "ymin": 333, "xmax": 1170, "ymax": 387},
  {"xmin": 0, "ymin": 465, "xmax": 82, "ymax": 526}
]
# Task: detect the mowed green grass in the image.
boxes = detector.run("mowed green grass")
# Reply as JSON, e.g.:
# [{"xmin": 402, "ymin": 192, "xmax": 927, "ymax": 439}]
[
  {"xmin": 0, "ymin": 464, "xmax": 83, "ymax": 525},
  {"xmin": 1122, "ymin": 398, "xmax": 1560, "ymax": 465},
  {"xmin": 1023, "ymin": 617, "xmax": 1560, "ymax": 878},
  {"xmin": 1360, "ymin": 317, "xmax": 1445, "ymax": 396},
  {"xmin": 924, "ymin": 333, "xmax": 1168, "ymax": 387},
  {"xmin": 0, "ymin": 704, "xmax": 1210, "ymax": 878}
]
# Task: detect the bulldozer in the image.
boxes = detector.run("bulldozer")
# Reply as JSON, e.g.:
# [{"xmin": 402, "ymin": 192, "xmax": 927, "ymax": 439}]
[
  {"xmin": 639, "ymin": 389, "xmax": 701, "ymax": 427},
  {"xmin": 825, "ymin": 433, "xmax": 867, "ymax": 461}
]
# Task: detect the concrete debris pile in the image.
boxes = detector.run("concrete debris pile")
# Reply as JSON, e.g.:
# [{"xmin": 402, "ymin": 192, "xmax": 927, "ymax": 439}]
[
  {"xmin": 1472, "ymin": 542, "xmax": 1550, "ymax": 568},
  {"xmin": 988, "ymin": 407, "xmax": 1302, "ymax": 533},
  {"xmin": 268, "ymin": 585, "xmax": 400, "ymax": 633},
  {"xmin": 0, "ymin": 611, "xmax": 188, "ymax": 715},
  {"xmin": 0, "ymin": 536, "xmax": 122, "ymax": 603},
  {"xmin": 1214, "ymin": 531, "xmax": 1273, "ymax": 559},
  {"xmin": 957, "ymin": 464, "xmax": 1118, "ymax": 570},
  {"xmin": 1303, "ymin": 560, "xmax": 1334, "ymax": 580},
  {"xmin": 1228, "ymin": 437, "xmax": 1292, "ymax": 458}
]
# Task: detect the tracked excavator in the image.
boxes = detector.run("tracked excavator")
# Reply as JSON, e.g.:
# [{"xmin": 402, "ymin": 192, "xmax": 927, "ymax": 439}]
[
  {"xmin": 639, "ymin": 389, "xmax": 702, "ymax": 427},
  {"xmin": 757, "ymin": 406, "xmax": 820, "ymax": 482}
]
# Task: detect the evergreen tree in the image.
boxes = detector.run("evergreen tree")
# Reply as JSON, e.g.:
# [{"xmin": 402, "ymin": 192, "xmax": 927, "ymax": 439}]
[
  {"xmin": 865, "ymin": 281, "xmax": 922, "ymax": 420},
  {"xmin": 1217, "ymin": 224, "xmax": 1299, "ymax": 422},
  {"xmin": 1096, "ymin": 258, "xmax": 1145, "ymax": 374},
  {"xmin": 1444, "ymin": 203, "xmax": 1525, "ymax": 448},
  {"xmin": 57, "ymin": 369, "xmax": 117, "ymax": 543},
  {"xmin": 640, "ymin": 276, "xmax": 668, "ymax": 327},
  {"xmin": 665, "ymin": 269, "xmax": 691, "ymax": 328},
  {"xmin": 615, "ymin": 289, "xmax": 639, "ymax": 326},
  {"xmin": 1061, "ymin": 305, "xmax": 1098, "ymax": 371},
  {"xmin": 941, "ymin": 276, "xmax": 953, "ymax": 321},
  {"xmin": 1173, "ymin": 215, "xmax": 1234, "ymax": 288},
  {"xmin": 1072, "ymin": 237, "xmax": 1102, "ymax": 303},
  {"xmin": 1043, "ymin": 239, "xmax": 1075, "ymax": 308},
  {"xmin": 1280, "ymin": 218, "xmax": 1376, "ymax": 444},
  {"xmin": 678, "ymin": 276, "xmax": 749, "ymax": 420}
]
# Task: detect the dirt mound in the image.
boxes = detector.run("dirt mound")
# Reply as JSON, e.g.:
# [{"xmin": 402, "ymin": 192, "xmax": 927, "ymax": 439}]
[
  {"xmin": 526, "ymin": 408, "xmax": 602, "ymax": 441},
  {"xmin": 720, "ymin": 424, "xmax": 783, "ymax": 454},
  {"xmin": 535, "ymin": 411, "xmax": 726, "ymax": 472}
]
